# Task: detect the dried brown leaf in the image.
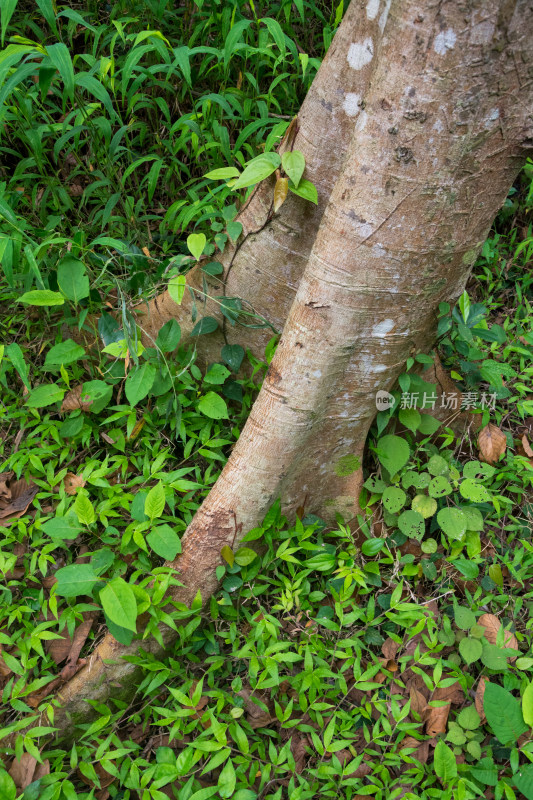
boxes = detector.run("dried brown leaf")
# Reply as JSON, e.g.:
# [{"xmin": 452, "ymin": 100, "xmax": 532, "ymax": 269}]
[
  {"xmin": 61, "ymin": 384, "xmax": 92, "ymax": 413},
  {"xmin": 478, "ymin": 613, "xmax": 518, "ymax": 660},
  {"xmin": 475, "ymin": 676, "xmax": 488, "ymax": 723},
  {"xmin": 522, "ymin": 434, "xmax": 533, "ymax": 458},
  {"xmin": 273, "ymin": 176, "xmax": 289, "ymax": 213},
  {"xmin": 478, "ymin": 423, "xmax": 507, "ymax": 464},
  {"xmin": 409, "ymin": 686, "xmax": 428, "ymax": 717},
  {"xmin": 64, "ymin": 472, "xmax": 86, "ymax": 495},
  {"xmin": 236, "ymin": 688, "xmax": 274, "ymax": 729},
  {"xmin": 9, "ymin": 753, "xmax": 37, "ymax": 790},
  {"xmin": 382, "ymin": 637, "xmax": 399, "ymax": 661},
  {"xmin": 290, "ymin": 733, "xmax": 308, "ymax": 774},
  {"xmin": 0, "ymin": 478, "xmax": 38, "ymax": 521},
  {"xmin": 424, "ymin": 702, "xmax": 450, "ymax": 737}
]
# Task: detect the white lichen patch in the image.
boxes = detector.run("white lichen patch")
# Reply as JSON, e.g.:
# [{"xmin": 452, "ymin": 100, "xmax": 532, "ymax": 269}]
[
  {"xmin": 366, "ymin": 0, "xmax": 380, "ymax": 20},
  {"xmin": 355, "ymin": 110, "xmax": 368, "ymax": 131},
  {"xmin": 347, "ymin": 38, "xmax": 374, "ymax": 70},
  {"xmin": 484, "ymin": 108, "xmax": 500, "ymax": 128},
  {"xmin": 342, "ymin": 92, "xmax": 361, "ymax": 117},
  {"xmin": 372, "ymin": 319, "xmax": 395, "ymax": 337},
  {"xmin": 378, "ymin": 0, "xmax": 392, "ymax": 32},
  {"xmin": 434, "ymin": 29, "xmax": 457, "ymax": 55}
]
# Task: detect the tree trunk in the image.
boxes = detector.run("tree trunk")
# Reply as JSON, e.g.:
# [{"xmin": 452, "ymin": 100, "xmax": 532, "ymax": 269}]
[{"xmin": 17, "ymin": 0, "xmax": 533, "ymax": 743}]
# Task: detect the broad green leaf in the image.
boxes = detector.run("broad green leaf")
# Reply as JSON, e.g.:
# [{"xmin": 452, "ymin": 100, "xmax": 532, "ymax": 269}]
[
  {"xmin": 57, "ymin": 257, "xmax": 89, "ymax": 303},
  {"xmin": 428, "ymin": 476, "xmax": 452, "ymax": 498},
  {"xmin": 218, "ymin": 758, "xmax": 236, "ymax": 799},
  {"xmin": 19, "ymin": 290, "xmax": 64, "ymax": 306},
  {"xmin": 433, "ymin": 740, "xmax": 457, "ymax": 784},
  {"xmin": 515, "ymin": 764, "xmax": 533, "ymax": 800},
  {"xmin": 461, "ymin": 506, "xmax": 484, "ymax": 531},
  {"xmin": 26, "ymin": 383, "xmax": 65, "ymax": 408},
  {"xmin": 205, "ymin": 167, "xmax": 240, "ymax": 180},
  {"xmin": 398, "ymin": 510, "xmax": 425, "ymax": 539},
  {"xmin": 144, "ymin": 481, "xmax": 166, "ymax": 521},
  {"xmin": 204, "ymin": 363, "xmax": 230, "ymax": 385},
  {"xmin": 232, "ymin": 153, "xmax": 280, "ymax": 189},
  {"xmin": 481, "ymin": 643, "xmax": 510, "ymax": 671},
  {"xmin": 459, "ymin": 637, "xmax": 482, "ymax": 665},
  {"xmin": 221, "ymin": 545, "xmax": 234, "ymax": 567},
  {"xmin": 234, "ymin": 547, "xmax": 257, "ymax": 566},
  {"xmin": 0, "ymin": 769, "xmax": 16, "ymax": 800},
  {"xmin": 46, "ymin": 42, "xmax": 74, "ymax": 99},
  {"xmin": 125, "ymin": 362, "xmax": 156, "ymax": 407},
  {"xmin": 100, "ymin": 577, "xmax": 137, "ymax": 632},
  {"xmin": 457, "ymin": 705, "xmax": 480, "ymax": 730},
  {"xmin": 6, "ymin": 342, "xmax": 30, "ymax": 389},
  {"xmin": 55, "ymin": 563, "xmax": 98, "ymax": 598},
  {"xmin": 523, "ymin": 681, "xmax": 533, "ymax": 727},
  {"xmin": 484, "ymin": 682, "xmax": 527, "ymax": 745},
  {"xmin": 382, "ymin": 486, "xmax": 406, "ymax": 514},
  {"xmin": 187, "ymin": 233, "xmax": 206, "ymax": 261},
  {"xmin": 44, "ymin": 339, "xmax": 86, "ymax": 369},
  {"xmin": 454, "ymin": 605, "xmax": 476, "ymax": 630},
  {"xmin": 168, "ymin": 275, "xmax": 186, "ymax": 305},
  {"xmin": 418, "ymin": 413, "xmax": 442, "ymax": 435},
  {"xmin": 281, "ymin": 150, "xmax": 305, "ymax": 188},
  {"xmin": 147, "ymin": 524, "xmax": 181, "ymax": 560},
  {"xmin": 427, "ymin": 454, "xmax": 449, "ymax": 476},
  {"xmin": 399, "ymin": 407, "xmax": 421, "ymax": 433},
  {"xmin": 460, "ymin": 478, "xmax": 490, "ymax": 502},
  {"xmin": 80, "ymin": 380, "xmax": 113, "ymax": 413},
  {"xmin": 74, "ymin": 492, "xmax": 96, "ymax": 525},
  {"xmin": 288, "ymin": 178, "xmax": 318, "ymax": 204},
  {"xmin": 412, "ymin": 495, "xmax": 437, "ymax": 518},
  {"xmin": 376, "ymin": 434, "xmax": 410, "ymax": 477},
  {"xmin": 42, "ymin": 516, "xmax": 82, "ymax": 540},
  {"xmin": 156, "ymin": 319, "xmax": 181, "ymax": 352},
  {"xmin": 198, "ymin": 392, "xmax": 228, "ymax": 420},
  {"xmin": 437, "ymin": 507, "xmax": 467, "ymax": 540},
  {"xmin": 221, "ymin": 344, "xmax": 244, "ymax": 372}
]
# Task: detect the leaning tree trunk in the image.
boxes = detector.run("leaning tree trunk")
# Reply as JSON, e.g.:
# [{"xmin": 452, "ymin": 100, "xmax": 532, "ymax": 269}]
[{"xmin": 17, "ymin": 0, "xmax": 533, "ymax": 742}]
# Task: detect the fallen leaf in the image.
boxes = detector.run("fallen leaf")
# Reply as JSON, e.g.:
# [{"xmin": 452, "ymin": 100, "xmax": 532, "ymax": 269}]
[
  {"xmin": 409, "ymin": 686, "xmax": 428, "ymax": 717},
  {"xmin": 290, "ymin": 733, "xmax": 308, "ymax": 773},
  {"xmin": 59, "ymin": 615, "xmax": 95, "ymax": 680},
  {"xmin": 61, "ymin": 384, "xmax": 92, "ymax": 413},
  {"xmin": 478, "ymin": 423, "xmax": 507, "ymax": 464},
  {"xmin": 475, "ymin": 676, "xmax": 488, "ymax": 723},
  {"xmin": 400, "ymin": 737, "xmax": 430, "ymax": 764},
  {"xmin": 382, "ymin": 637, "xmax": 399, "ymax": 661},
  {"xmin": 9, "ymin": 753, "xmax": 37, "ymax": 790},
  {"xmin": 521, "ymin": 434, "xmax": 533, "ymax": 458},
  {"xmin": 425, "ymin": 681, "xmax": 464, "ymax": 737},
  {"xmin": 274, "ymin": 176, "xmax": 289, "ymax": 212},
  {"xmin": 64, "ymin": 472, "xmax": 85, "ymax": 495},
  {"xmin": 0, "ymin": 477, "xmax": 38, "ymax": 521},
  {"xmin": 478, "ymin": 613, "xmax": 518, "ymax": 660},
  {"xmin": 236, "ymin": 688, "xmax": 274, "ymax": 729}
]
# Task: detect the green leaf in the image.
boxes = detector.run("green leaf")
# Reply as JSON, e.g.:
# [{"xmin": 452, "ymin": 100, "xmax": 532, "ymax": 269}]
[
  {"xmin": 418, "ymin": 413, "xmax": 442, "ymax": 435},
  {"xmin": 44, "ymin": 339, "xmax": 86, "ymax": 369},
  {"xmin": 205, "ymin": 167, "xmax": 240, "ymax": 180},
  {"xmin": 218, "ymin": 758, "xmax": 236, "ymax": 799},
  {"xmin": 46, "ymin": 42, "xmax": 74, "ymax": 99},
  {"xmin": 6, "ymin": 343, "xmax": 30, "ymax": 390},
  {"xmin": 457, "ymin": 705, "xmax": 480, "ymax": 730},
  {"xmin": 288, "ymin": 177, "xmax": 318, "ymax": 204},
  {"xmin": 80, "ymin": 380, "xmax": 112, "ymax": 413},
  {"xmin": 19, "ymin": 289, "xmax": 65, "ymax": 306},
  {"xmin": 412, "ymin": 494, "xmax": 437, "ymax": 518},
  {"xmin": 221, "ymin": 344, "xmax": 244, "ymax": 372},
  {"xmin": 147, "ymin": 524, "xmax": 181, "ymax": 560},
  {"xmin": 461, "ymin": 506, "xmax": 484, "ymax": 531},
  {"xmin": 454, "ymin": 605, "xmax": 476, "ymax": 630},
  {"xmin": 1, "ymin": 0, "xmax": 20, "ymax": 47},
  {"xmin": 427, "ymin": 455, "xmax": 449, "ymax": 476},
  {"xmin": 481, "ymin": 643, "xmax": 510, "ymax": 671},
  {"xmin": 125, "ymin": 362, "xmax": 156, "ymax": 407},
  {"xmin": 522, "ymin": 681, "xmax": 533, "ymax": 727},
  {"xmin": 376, "ymin": 434, "xmax": 410, "ymax": 477},
  {"xmin": 399, "ymin": 407, "xmax": 421, "ymax": 433},
  {"xmin": 26, "ymin": 383, "xmax": 65, "ymax": 408},
  {"xmin": 156, "ymin": 319, "xmax": 181, "ymax": 352},
  {"xmin": 484, "ymin": 682, "xmax": 528, "ymax": 745},
  {"xmin": 281, "ymin": 150, "xmax": 305, "ymax": 188},
  {"xmin": 74, "ymin": 492, "xmax": 96, "ymax": 525},
  {"xmin": 437, "ymin": 507, "xmax": 467, "ymax": 540},
  {"xmin": 204, "ymin": 364, "xmax": 230, "ymax": 385},
  {"xmin": 460, "ymin": 478, "xmax": 490, "ymax": 502},
  {"xmin": 232, "ymin": 153, "xmax": 280, "ymax": 189},
  {"xmin": 459, "ymin": 637, "xmax": 482, "ymax": 665},
  {"xmin": 100, "ymin": 577, "xmax": 137, "ymax": 633},
  {"xmin": 168, "ymin": 275, "xmax": 186, "ymax": 305},
  {"xmin": 433, "ymin": 739, "xmax": 457, "ymax": 784},
  {"xmin": 42, "ymin": 516, "xmax": 82, "ymax": 540},
  {"xmin": 428, "ymin": 476, "xmax": 452, "ymax": 498},
  {"xmin": 57, "ymin": 257, "xmax": 90, "ymax": 303},
  {"xmin": 398, "ymin": 510, "xmax": 425, "ymax": 539},
  {"xmin": 382, "ymin": 486, "xmax": 406, "ymax": 514},
  {"xmin": 221, "ymin": 545, "xmax": 234, "ymax": 567},
  {"xmin": 0, "ymin": 769, "xmax": 16, "ymax": 800},
  {"xmin": 198, "ymin": 392, "xmax": 228, "ymax": 420},
  {"xmin": 187, "ymin": 233, "xmax": 206, "ymax": 261},
  {"xmin": 234, "ymin": 547, "xmax": 257, "ymax": 567},
  {"xmin": 514, "ymin": 764, "xmax": 533, "ymax": 800},
  {"xmin": 144, "ymin": 481, "xmax": 166, "ymax": 521},
  {"xmin": 55, "ymin": 563, "xmax": 98, "ymax": 598},
  {"xmin": 191, "ymin": 316, "xmax": 219, "ymax": 337}
]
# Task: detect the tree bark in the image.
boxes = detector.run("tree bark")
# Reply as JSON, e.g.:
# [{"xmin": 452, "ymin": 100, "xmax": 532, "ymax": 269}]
[{"xmin": 13, "ymin": 0, "xmax": 533, "ymax": 744}]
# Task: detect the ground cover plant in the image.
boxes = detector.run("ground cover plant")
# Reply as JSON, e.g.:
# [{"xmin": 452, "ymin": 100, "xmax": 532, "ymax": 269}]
[{"xmin": 0, "ymin": 1, "xmax": 532, "ymax": 799}]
